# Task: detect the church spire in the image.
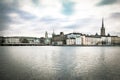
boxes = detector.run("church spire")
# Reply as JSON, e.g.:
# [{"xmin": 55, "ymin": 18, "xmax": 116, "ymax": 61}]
[
  {"xmin": 101, "ymin": 18, "xmax": 105, "ymax": 36},
  {"xmin": 45, "ymin": 31, "xmax": 48, "ymax": 38},
  {"xmin": 52, "ymin": 29, "xmax": 55, "ymax": 37},
  {"xmin": 102, "ymin": 18, "xmax": 104, "ymax": 29}
]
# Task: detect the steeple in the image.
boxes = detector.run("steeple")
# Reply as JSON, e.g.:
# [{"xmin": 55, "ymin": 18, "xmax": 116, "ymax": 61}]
[
  {"xmin": 52, "ymin": 29, "xmax": 55, "ymax": 37},
  {"xmin": 102, "ymin": 18, "xmax": 105, "ymax": 29},
  {"xmin": 101, "ymin": 18, "xmax": 105, "ymax": 36},
  {"xmin": 45, "ymin": 31, "xmax": 48, "ymax": 38}
]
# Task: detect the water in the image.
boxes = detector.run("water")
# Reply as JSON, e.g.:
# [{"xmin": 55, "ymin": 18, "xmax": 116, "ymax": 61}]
[{"xmin": 0, "ymin": 46, "xmax": 120, "ymax": 80}]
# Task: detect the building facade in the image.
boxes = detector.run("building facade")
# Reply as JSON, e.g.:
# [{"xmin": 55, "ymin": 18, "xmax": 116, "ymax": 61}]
[
  {"xmin": 44, "ymin": 31, "xmax": 51, "ymax": 45},
  {"xmin": 85, "ymin": 35, "xmax": 101, "ymax": 45},
  {"xmin": 111, "ymin": 36, "xmax": 120, "ymax": 45},
  {"xmin": 66, "ymin": 33, "xmax": 82, "ymax": 45},
  {"xmin": 0, "ymin": 36, "xmax": 4, "ymax": 45},
  {"xmin": 4, "ymin": 37, "xmax": 40, "ymax": 44},
  {"xmin": 66, "ymin": 38, "xmax": 75, "ymax": 45},
  {"xmin": 52, "ymin": 32, "xmax": 66, "ymax": 45},
  {"xmin": 4, "ymin": 37, "xmax": 20, "ymax": 44}
]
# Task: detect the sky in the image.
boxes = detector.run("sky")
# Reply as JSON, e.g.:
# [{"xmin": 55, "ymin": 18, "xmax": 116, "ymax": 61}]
[{"xmin": 0, "ymin": 0, "xmax": 120, "ymax": 37}]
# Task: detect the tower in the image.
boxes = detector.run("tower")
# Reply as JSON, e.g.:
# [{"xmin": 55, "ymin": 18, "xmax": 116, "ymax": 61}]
[
  {"xmin": 101, "ymin": 18, "xmax": 105, "ymax": 36},
  {"xmin": 52, "ymin": 29, "xmax": 55, "ymax": 37},
  {"xmin": 45, "ymin": 31, "xmax": 48, "ymax": 38}
]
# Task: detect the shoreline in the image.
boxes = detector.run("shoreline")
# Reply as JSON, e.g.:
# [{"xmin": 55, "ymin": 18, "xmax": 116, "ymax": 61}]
[{"xmin": 0, "ymin": 44, "xmax": 120, "ymax": 46}]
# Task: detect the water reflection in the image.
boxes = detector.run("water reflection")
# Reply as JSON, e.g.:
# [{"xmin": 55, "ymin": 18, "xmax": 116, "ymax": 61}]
[{"xmin": 0, "ymin": 46, "xmax": 120, "ymax": 80}]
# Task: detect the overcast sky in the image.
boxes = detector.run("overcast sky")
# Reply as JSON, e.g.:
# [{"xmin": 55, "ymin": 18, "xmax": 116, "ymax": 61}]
[{"xmin": 0, "ymin": 0, "xmax": 120, "ymax": 37}]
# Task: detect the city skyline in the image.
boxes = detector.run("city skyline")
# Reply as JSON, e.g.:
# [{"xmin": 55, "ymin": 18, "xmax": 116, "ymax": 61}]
[{"xmin": 0, "ymin": 0, "xmax": 120, "ymax": 37}]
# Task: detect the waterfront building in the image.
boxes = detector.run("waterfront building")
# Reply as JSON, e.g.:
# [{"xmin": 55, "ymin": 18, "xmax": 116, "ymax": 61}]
[
  {"xmin": 4, "ymin": 37, "xmax": 40, "ymax": 44},
  {"xmin": 44, "ymin": 38, "xmax": 51, "ymax": 45},
  {"xmin": 44, "ymin": 31, "xmax": 51, "ymax": 45},
  {"xmin": 101, "ymin": 36, "xmax": 111, "ymax": 45},
  {"xmin": 4, "ymin": 37, "xmax": 20, "ymax": 44},
  {"xmin": 40, "ymin": 37, "xmax": 45, "ymax": 45},
  {"xmin": 20, "ymin": 37, "xmax": 40, "ymax": 44},
  {"xmin": 76, "ymin": 36, "xmax": 81, "ymax": 45},
  {"xmin": 52, "ymin": 32, "xmax": 66, "ymax": 45},
  {"xmin": 111, "ymin": 36, "xmax": 120, "ymax": 45},
  {"xmin": 0, "ymin": 36, "xmax": 4, "ymax": 44},
  {"xmin": 81, "ymin": 34, "xmax": 86, "ymax": 45},
  {"xmin": 66, "ymin": 38, "xmax": 75, "ymax": 45},
  {"xmin": 34, "ymin": 38, "xmax": 40, "ymax": 44},
  {"xmin": 85, "ymin": 35, "xmax": 101, "ymax": 45},
  {"xmin": 66, "ymin": 33, "xmax": 82, "ymax": 45}
]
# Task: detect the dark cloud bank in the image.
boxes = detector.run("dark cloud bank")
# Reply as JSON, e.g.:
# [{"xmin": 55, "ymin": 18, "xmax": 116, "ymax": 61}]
[
  {"xmin": 0, "ymin": 0, "xmax": 36, "ymax": 31},
  {"xmin": 97, "ymin": 0, "xmax": 120, "ymax": 6}
]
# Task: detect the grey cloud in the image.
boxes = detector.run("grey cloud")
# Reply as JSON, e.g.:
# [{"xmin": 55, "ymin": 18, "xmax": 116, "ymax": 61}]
[
  {"xmin": 14, "ymin": 10, "xmax": 37, "ymax": 20},
  {"xmin": 39, "ymin": 17, "xmax": 68, "ymax": 24},
  {"xmin": 97, "ymin": 0, "xmax": 119, "ymax": 6},
  {"xmin": 110, "ymin": 12, "xmax": 120, "ymax": 19},
  {"xmin": 0, "ymin": 14, "xmax": 12, "ymax": 31},
  {"xmin": 64, "ymin": 18, "xmax": 95, "ymax": 29},
  {"xmin": 32, "ymin": 0, "xmax": 40, "ymax": 6},
  {"xmin": 40, "ymin": 17, "xmax": 59, "ymax": 22},
  {"xmin": 0, "ymin": 2, "xmax": 15, "ymax": 31},
  {"xmin": 64, "ymin": 24, "xmax": 78, "ymax": 29},
  {"xmin": 0, "ymin": 0, "xmax": 37, "ymax": 31}
]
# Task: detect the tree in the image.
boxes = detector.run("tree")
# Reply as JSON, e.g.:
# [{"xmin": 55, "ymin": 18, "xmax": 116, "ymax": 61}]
[{"xmin": 20, "ymin": 38, "xmax": 29, "ymax": 43}]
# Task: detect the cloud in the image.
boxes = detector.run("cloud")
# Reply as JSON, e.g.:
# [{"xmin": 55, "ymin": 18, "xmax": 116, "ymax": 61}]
[
  {"xmin": 110, "ymin": 12, "xmax": 120, "ymax": 19},
  {"xmin": 97, "ymin": 0, "xmax": 119, "ymax": 6},
  {"xmin": 0, "ymin": 15, "xmax": 12, "ymax": 31},
  {"xmin": 14, "ymin": 10, "xmax": 37, "ymax": 20},
  {"xmin": 0, "ymin": 0, "xmax": 37, "ymax": 31},
  {"xmin": 60, "ymin": 18, "xmax": 97, "ymax": 32},
  {"xmin": 39, "ymin": 16, "xmax": 69, "ymax": 24},
  {"xmin": 61, "ymin": 0, "xmax": 75, "ymax": 16},
  {"xmin": 32, "ymin": 0, "xmax": 41, "ymax": 6},
  {"xmin": 0, "ymin": 1, "xmax": 15, "ymax": 31},
  {"xmin": 0, "ymin": 0, "xmax": 120, "ymax": 37}
]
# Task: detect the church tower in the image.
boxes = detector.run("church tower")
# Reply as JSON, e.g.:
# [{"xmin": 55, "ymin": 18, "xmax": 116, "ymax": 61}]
[
  {"xmin": 45, "ymin": 31, "xmax": 48, "ymax": 38},
  {"xmin": 52, "ymin": 29, "xmax": 55, "ymax": 38},
  {"xmin": 101, "ymin": 18, "xmax": 105, "ymax": 36}
]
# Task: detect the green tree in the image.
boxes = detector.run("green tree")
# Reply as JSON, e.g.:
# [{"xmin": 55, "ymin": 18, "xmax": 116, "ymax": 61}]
[{"xmin": 20, "ymin": 38, "xmax": 29, "ymax": 43}]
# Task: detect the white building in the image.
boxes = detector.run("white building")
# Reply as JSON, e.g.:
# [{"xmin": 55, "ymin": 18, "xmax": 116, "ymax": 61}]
[
  {"xmin": 44, "ymin": 38, "xmax": 51, "ymax": 45},
  {"xmin": 81, "ymin": 35, "xmax": 86, "ymax": 45},
  {"xmin": 5, "ymin": 37, "xmax": 20, "ymax": 44},
  {"xmin": 57, "ymin": 41, "xmax": 63, "ymax": 45},
  {"xmin": 101, "ymin": 36, "xmax": 111, "ymax": 45},
  {"xmin": 85, "ymin": 35, "xmax": 101, "ymax": 45},
  {"xmin": 4, "ymin": 37, "xmax": 40, "ymax": 44},
  {"xmin": 66, "ymin": 33, "xmax": 82, "ymax": 45},
  {"xmin": 66, "ymin": 38, "xmax": 75, "ymax": 45}
]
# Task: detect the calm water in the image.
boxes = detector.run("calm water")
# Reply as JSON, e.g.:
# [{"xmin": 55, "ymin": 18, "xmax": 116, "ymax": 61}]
[{"xmin": 0, "ymin": 46, "xmax": 120, "ymax": 80}]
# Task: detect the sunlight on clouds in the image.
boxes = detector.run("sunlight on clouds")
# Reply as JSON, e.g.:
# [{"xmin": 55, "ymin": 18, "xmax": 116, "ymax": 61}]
[{"xmin": 8, "ymin": 13, "xmax": 19, "ymax": 18}]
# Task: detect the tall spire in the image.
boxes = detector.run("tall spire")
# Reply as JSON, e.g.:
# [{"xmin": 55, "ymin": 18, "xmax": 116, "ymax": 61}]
[
  {"xmin": 52, "ymin": 28, "xmax": 55, "ymax": 37},
  {"xmin": 45, "ymin": 31, "xmax": 48, "ymax": 38},
  {"xmin": 102, "ymin": 18, "xmax": 104, "ymax": 28},
  {"xmin": 101, "ymin": 18, "xmax": 105, "ymax": 36},
  {"xmin": 53, "ymin": 29, "xmax": 54, "ymax": 34}
]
